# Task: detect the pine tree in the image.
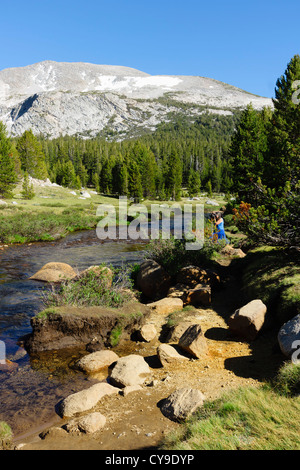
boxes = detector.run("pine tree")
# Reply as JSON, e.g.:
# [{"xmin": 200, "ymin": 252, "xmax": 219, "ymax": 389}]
[
  {"xmin": 227, "ymin": 104, "xmax": 269, "ymax": 202},
  {"xmin": 128, "ymin": 161, "xmax": 143, "ymax": 201},
  {"xmin": 0, "ymin": 122, "xmax": 18, "ymax": 199},
  {"xmin": 21, "ymin": 171, "xmax": 35, "ymax": 199},
  {"xmin": 164, "ymin": 148, "xmax": 182, "ymax": 201},
  {"xmin": 187, "ymin": 169, "xmax": 201, "ymax": 197},
  {"xmin": 16, "ymin": 129, "xmax": 48, "ymax": 180},
  {"xmin": 266, "ymin": 54, "xmax": 300, "ymax": 189}
]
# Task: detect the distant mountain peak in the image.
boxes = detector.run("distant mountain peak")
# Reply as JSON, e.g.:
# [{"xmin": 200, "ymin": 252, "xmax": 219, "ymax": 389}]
[{"xmin": 0, "ymin": 60, "xmax": 273, "ymax": 139}]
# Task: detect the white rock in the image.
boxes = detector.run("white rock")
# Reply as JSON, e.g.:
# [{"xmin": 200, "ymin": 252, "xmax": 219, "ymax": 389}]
[
  {"xmin": 138, "ymin": 324, "xmax": 157, "ymax": 342},
  {"xmin": 75, "ymin": 350, "xmax": 119, "ymax": 374},
  {"xmin": 157, "ymin": 344, "xmax": 189, "ymax": 367},
  {"xmin": 109, "ymin": 354, "xmax": 151, "ymax": 388},
  {"xmin": 59, "ymin": 382, "xmax": 119, "ymax": 418},
  {"xmin": 161, "ymin": 388, "xmax": 205, "ymax": 422}
]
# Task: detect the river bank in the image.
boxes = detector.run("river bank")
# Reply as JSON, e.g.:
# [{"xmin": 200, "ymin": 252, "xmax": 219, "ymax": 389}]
[
  {"xmin": 0, "ymin": 229, "xmax": 147, "ymax": 441},
  {"xmin": 12, "ymin": 259, "xmax": 286, "ymax": 450}
]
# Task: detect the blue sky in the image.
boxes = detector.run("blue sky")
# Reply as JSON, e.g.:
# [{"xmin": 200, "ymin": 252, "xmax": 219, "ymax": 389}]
[{"xmin": 1, "ymin": 0, "xmax": 299, "ymax": 98}]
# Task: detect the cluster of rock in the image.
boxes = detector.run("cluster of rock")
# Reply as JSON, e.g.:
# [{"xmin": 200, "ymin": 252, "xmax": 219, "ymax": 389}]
[
  {"xmin": 54, "ymin": 340, "xmax": 209, "ymax": 436},
  {"xmin": 136, "ymin": 259, "xmax": 220, "ymax": 309},
  {"xmin": 15, "ymin": 254, "xmax": 300, "ymax": 444}
]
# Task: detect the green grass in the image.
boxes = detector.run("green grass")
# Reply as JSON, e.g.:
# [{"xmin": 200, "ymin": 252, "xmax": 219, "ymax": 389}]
[
  {"xmin": 0, "ymin": 183, "xmax": 122, "ymax": 244},
  {"xmin": 0, "ymin": 182, "xmax": 229, "ymax": 245},
  {"xmin": 43, "ymin": 264, "xmax": 133, "ymax": 309},
  {"xmin": 273, "ymin": 361, "xmax": 300, "ymax": 397},
  {"xmin": 160, "ymin": 385, "xmax": 300, "ymax": 450},
  {"xmin": 239, "ymin": 246, "xmax": 300, "ymax": 324},
  {"xmin": 0, "ymin": 421, "xmax": 13, "ymax": 450}
]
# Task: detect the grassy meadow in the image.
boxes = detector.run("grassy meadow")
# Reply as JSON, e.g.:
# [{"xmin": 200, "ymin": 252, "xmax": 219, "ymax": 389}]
[{"xmin": 0, "ymin": 180, "xmax": 228, "ymax": 245}]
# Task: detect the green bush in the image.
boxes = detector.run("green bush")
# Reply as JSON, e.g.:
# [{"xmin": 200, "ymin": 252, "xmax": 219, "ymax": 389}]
[
  {"xmin": 240, "ymin": 247, "xmax": 300, "ymax": 324},
  {"xmin": 143, "ymin": 236, "xmax": 222, "ymax": 276}
]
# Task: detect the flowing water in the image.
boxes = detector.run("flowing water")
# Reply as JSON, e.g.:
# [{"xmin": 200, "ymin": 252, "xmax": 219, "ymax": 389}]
[{"xmin": 0, "ymin": 229, "xmax": 146, "ymax": 439}]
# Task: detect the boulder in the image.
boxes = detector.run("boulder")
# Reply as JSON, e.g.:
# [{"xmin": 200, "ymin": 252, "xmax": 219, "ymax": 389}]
[
  {"xmin": 74, "ymin": 350, "xmax": 119, "ymax": 374},
  {"xmin": 59, "ymin": 382, "xmax": 119, "ymax": 418},
  {"xmin": 160, "ymin": 388, "xmax": 205, "ymax": 422},
  {"xmin": 185, "ymin": 284, "xmax": 211, "ymax": 306},
  {"xmin": 136, "ymin": 260, "xmax": 171, "ymax": 300},
  {"xmin": 157, "ymin": 344, "xmax": 189, "ymax": 367},
  {"xmin": 167, "ymin": 284, "xmax": 189, "ymax": 299},
  {"xmin": 178, "ymin": 324, "xmax": 208, "ymax": 358},
  {"xmin": 176, "ymin": 266, "xmax": 208, "ymax": 287},
  {"xmin": 165, "ymin": 321, "xmax": 195, "ymax": 343},
  {"xmin": 278, "ymin": 314, "xmax": 300, "ymax": 358},
  {"xmin": 29, "ymin": 262, "xmax": 77, "ymax": 283},
  {"xmin": 221, "ymin": 245, "xmax": 246, "ymax": 258},
  {"xmin": 65, "ymin": 412, "xmax": 107, "ymax": 434},
  {"xmin": 138, "ymin": 324, "xmax": 157, "ymax": 342},
  {"xmin": 176, "ymin": 265, "xmax": 220, "ymax": 288},
  {"xmin": 228, "ymin": 299, "xmax": 267, "ymax": 341},
  {"xmin": 147, "ymin": 297, "xmax": 183, "ymax": 315},
  {"xmin": 80, "ymin": 190, "xmax": 91, "ymax": 198},
  {"xmin": 109, "ymin": 354, "xmax": 151, "ymax": 388}
]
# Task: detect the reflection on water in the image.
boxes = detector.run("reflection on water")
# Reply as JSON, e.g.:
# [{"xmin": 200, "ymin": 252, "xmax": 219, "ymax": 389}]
[{"xmin": 0, "ymin": 229, "xmax": 146, "ymax": 437}]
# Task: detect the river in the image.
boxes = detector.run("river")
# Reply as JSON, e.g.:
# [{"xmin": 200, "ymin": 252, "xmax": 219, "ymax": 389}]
[{"xmin": 0, "ymin": 229, "xmax": 146, "ymax": 439}]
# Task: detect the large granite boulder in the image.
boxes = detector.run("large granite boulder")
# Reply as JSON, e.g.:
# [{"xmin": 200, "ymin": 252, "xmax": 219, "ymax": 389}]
[
  {"xmin": 178, "ymin": 324, "xmax": 208, "ymax": 359},
  {"xmin": 278, "ymin": 314, "xmax": 300, "ymax": 358},
  {"xmin": 109, "ymin": 354, "xmax": 151, "ymax": 388},
  {"xmin": 228, "ymin": 299, "xmax": 267, "ymax": 341},
  {"xmin": 160, "ymin": 388, "xmax": 205, "ymax": 422},
  {"xmin": 59, "ymin": 382, "xmax": 119, "ymax": 418},
  {"xmin": 29, "ymin": 262, "xmax": 77, "ymax": 283},
  {"xmin": 147, "ymin": 297, "xmax": 183, "ymax": 315},
  {"xmin": 136, "ymin": 260, "xmax": 171, "ymax": 300},
  {"xmin": 176, "ymin": 265, "xmax": 220, "ymax": 288},
  {"xmin": 74, "ymin": 350, "xmax": 119, "ymax": 374}
]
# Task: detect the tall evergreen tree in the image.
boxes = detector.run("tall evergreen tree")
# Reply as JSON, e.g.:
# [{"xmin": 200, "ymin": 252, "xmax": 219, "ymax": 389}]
[
  {"xmin": 187, "ymin": 168, "xmax": 201, "ymax": 197},
  {"xmin": 164, "ymin": 148, "xmax": 182, "ymax": 200},
  {"xmin": 266, "ymin": 54, "xmax": 300, "ymax": 189},
  {"xmin": 16, "ymin": 129, "xmax": 48, "ymax": 179},
  {"xmin": 227, "ymin": 104, "xmax": 270, "ymax": 202},
  {"xmin": 0, "ymin": 122, "xmax": 18, "ymax": 199}
]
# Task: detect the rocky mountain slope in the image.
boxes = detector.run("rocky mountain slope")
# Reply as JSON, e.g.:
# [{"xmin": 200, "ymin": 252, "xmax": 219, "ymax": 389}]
[{"xmin": 0, "ymin": 61, "xmax": 273, "ymax": 139}]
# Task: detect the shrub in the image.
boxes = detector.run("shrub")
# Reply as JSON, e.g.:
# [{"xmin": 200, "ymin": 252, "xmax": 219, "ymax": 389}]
[
  {"xmin": 143, "ymin": 236, "xmax": 223, "ymax": 276},
  {"xmin": 43, "ymin": 264, "xmax": 133, "ymax": 308}
]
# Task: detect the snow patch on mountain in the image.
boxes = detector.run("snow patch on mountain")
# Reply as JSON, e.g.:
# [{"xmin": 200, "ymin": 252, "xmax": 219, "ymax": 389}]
[{"xmin": 0, "ymin": 61, "xmax": 273, "ymax": 138}]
